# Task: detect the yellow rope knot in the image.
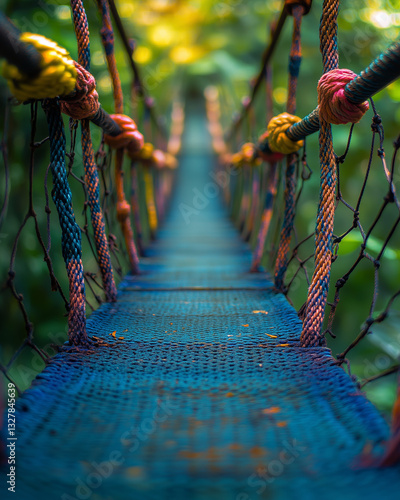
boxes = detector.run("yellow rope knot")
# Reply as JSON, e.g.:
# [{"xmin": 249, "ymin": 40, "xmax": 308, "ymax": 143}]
[
  {"xmin": 164, "ymin": 152, "xmax": 178, "ymax": 170},
  {"xmin": 231, "ymin": 143, "xmax": 261, "ymax": 168},
  {"xmin": 267, "ymin": 113, "xmax": 303, "ymax": 155},
  {"xmin": 2, "ymin": 33, "xmax": 77, "ymax": 102},
  {"xmin": 128, "ymin": 142, "xmax": 154, "ymax": 162}
]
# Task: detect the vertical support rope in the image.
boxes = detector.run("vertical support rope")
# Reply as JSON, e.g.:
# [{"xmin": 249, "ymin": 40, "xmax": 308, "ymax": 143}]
[
  {"xmin": 251, "ymin": 163, "xmax": 278, "ymax": 271},
  {"xmin": 97, "ymin": 0, "xmax": 140, "ymax": 273},
  {"xmin": 274, "ymin": 4, "xmax": 304, "ymax": 290},
  {"xmin": 251, "ymin": 65, "xmax": 279, "ymax": 272},
  {"xmin": 130, "ymin": 162, "xmax": 145, "ymax": 256},
  {"xmin": 71, "ymin": 0, "xmax": 117, "ymax": 302},
  {"xmin": 144, "ymin": 167, "xmax": 158, "ymax": 239},
  {"xmin": 301, "ymin": 0, "xmax": 339, "ymax": 347},
  {"xmin": 42, "ymin": 99, "xmax": 87, "ymax": 344}
]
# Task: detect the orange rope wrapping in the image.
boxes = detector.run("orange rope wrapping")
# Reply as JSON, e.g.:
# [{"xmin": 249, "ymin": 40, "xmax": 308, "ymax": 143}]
[{"xmin": 103, "ymin": 114, "xmax": 144, "ymax": 152}]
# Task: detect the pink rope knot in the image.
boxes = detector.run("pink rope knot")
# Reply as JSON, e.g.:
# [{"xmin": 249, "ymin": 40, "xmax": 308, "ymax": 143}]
[
  {"xmin": 152, "ymin": 149, "xmax": 166, "ymax": 169},
  {"xmin": 104, "ymin": 114, "xmax": 144, "ymax": 152},
  {"xmin": 318, "ymin": 69, "xmax": 369, "ymax": 125},
  {"xmin": 60, "ymin": 62, "xmax": 99, "ymax": 119}
]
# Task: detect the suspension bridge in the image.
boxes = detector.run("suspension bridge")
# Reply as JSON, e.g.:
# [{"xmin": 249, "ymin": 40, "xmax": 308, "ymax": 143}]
[{"xmin": 0, "ymin": 1, "xmax": 399, "ymax": 499}]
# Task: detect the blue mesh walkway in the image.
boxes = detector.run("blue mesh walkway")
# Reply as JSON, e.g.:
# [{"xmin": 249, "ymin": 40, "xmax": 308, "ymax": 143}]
[{"xmin": 2, "ymin": 106, "xmax": 400, "ymax": 499}]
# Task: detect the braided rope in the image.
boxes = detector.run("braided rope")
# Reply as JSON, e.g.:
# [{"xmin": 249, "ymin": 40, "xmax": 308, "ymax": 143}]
[
  {"xmin": 250, "ymin": 66, "xmax": 281, "ymax": 272},
  {"xmin": 250, "ymin": 162, "xmax": 278, "ymax": 272},
  {"xmin": 42, "ymin": 99, "xmax": 86, "ymax": 345},
  {"xmin": 97, "ymin": 0, "xmax": 141, "ymax": 273},
  {"xmin": 144, "ymin": 168, "xmax": 158, "ymax": 237},
  {"xmin": 301, "ymin": 0, "xmax": 339, "ymax": 347},
  {"xmin": 70, "ymin": 0, "xmax": 90, "ymax": 70},
  {"xmin": 70, "ymin": 0, "xmax": 117, "ymax": 302},
  {"xmin": 274, "ymin": 4, "xmax": 304, "ymax": 291},
  {"xmin": 115, "ymin": 149, "xmax": 140, "ymax": 272},
  {"xmin": 130, "ymin": 163, "xmax": 145, "ymax": 256}
]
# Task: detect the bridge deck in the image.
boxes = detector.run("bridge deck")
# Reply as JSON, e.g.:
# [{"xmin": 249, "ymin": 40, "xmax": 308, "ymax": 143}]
[{"xmin": 3, "ymin": 107, "xmax": 399, "ymax": 500}]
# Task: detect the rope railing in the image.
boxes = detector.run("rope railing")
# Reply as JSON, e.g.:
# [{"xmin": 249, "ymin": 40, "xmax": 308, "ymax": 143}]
[
  {"xmin": 0, "ymin": 12, "xmax": 131, "ymax": 139},
  {"xmin": 258, "ymin": 40, "xmax": 400, "ymax": 154},
  {"xmin": 0, "ymin": 2, "xmax": 182, "ymax": 351},
  {"xmin": 211, "ymin": 0, "xmax": 400, "ymax": 465}
]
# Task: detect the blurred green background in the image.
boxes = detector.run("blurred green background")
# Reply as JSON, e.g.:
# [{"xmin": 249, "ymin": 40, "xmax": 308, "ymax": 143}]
[{"xmin": 0, "ymin": 0, "xmax": 399, "ymax": 419}]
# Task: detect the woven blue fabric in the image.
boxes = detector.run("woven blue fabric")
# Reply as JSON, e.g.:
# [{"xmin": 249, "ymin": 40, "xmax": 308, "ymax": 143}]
[{"xmin": 1, "ymin": 106, "xmax": 399, "ymax": 499}]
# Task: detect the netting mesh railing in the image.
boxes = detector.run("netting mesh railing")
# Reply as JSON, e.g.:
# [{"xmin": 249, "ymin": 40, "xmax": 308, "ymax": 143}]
[
  {"xmin": 205, "ymin": 0, "xmax": 399, "ymax": 463},
  {"xmin": 0, "ymin": 2, "xmax": 182, "ymax": 391}
]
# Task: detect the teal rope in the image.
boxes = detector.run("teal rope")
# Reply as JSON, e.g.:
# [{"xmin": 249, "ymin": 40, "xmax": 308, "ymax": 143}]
[{"xmin": 42, "ymin": 99, "xmax": 87, "ymax": 345}]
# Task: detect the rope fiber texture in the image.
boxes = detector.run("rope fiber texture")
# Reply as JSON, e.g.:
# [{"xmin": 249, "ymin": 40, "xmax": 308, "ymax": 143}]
[
  {"xmin": 274, "ymin": 4, "xmax": 305, "ymax": 292},
  {"xmin": 69, "ymin": 0, "xmax": 117, "ymax": 303},
  {"xmin": 301, "ymin": 0, "xmax": 340, "ymax": 347},
  {"xmin": 318, "ymin": 68, "xmax": 369, "ymax": 124},
  {"xmin": 42, "ymin": 99, "xmax": 87, "ymax": 344}
]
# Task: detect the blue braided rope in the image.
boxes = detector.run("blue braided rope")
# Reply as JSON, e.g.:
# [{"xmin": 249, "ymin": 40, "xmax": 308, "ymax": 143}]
[
  {"xmin": 42, "ymin": 99, "xmax": 87, "ymax": 344},
  {"xmin": 274, "ymin": 159, "xmax": 296, "ymax": 290},
  {"xmin": 345, "ymin": 41, "xmax": 400, "ymax": 104},
  {"xmin": 286, "ymin": 108, "xmax": 320, "ymax": 142},
  {"xmin": 274, "ymin": 4, "xmax": 304, "ymax": 291},
  {"xmin": 70, "ymin": 0, "xmax": 91, "ymax": 71}
]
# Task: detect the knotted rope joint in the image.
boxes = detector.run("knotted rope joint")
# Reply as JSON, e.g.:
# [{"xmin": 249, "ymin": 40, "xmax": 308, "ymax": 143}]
[
  {"xmin": 2, "ymin": 33, "xmax": 77, "ymax": 102},
  {"xmin": 318, "ymin": 69, "xmax": 369, "ymax": 125},
  {"xmin": 103, "ymin": 114, "xmax": 144, "ymax": 152},
  {"xmin": 267, "ymin": 113, "xmax": 304, "ymax": 155},
  {"xmin": 285, "ymin": 0, "xmax": 312, "ymax": 15},
  {"xmin": 60, "ymin": 62, "xmax": 99, "ymax": 120}
]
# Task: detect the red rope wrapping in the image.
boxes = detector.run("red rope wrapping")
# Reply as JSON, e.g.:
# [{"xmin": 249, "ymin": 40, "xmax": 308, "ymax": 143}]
[
  {"xmin": 257, "ymin": 131, "xmax": 284, "ymax": 163},
  {"xmin": 318, "ymin": 69, "xmax": 369, "ymax": 124}
]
